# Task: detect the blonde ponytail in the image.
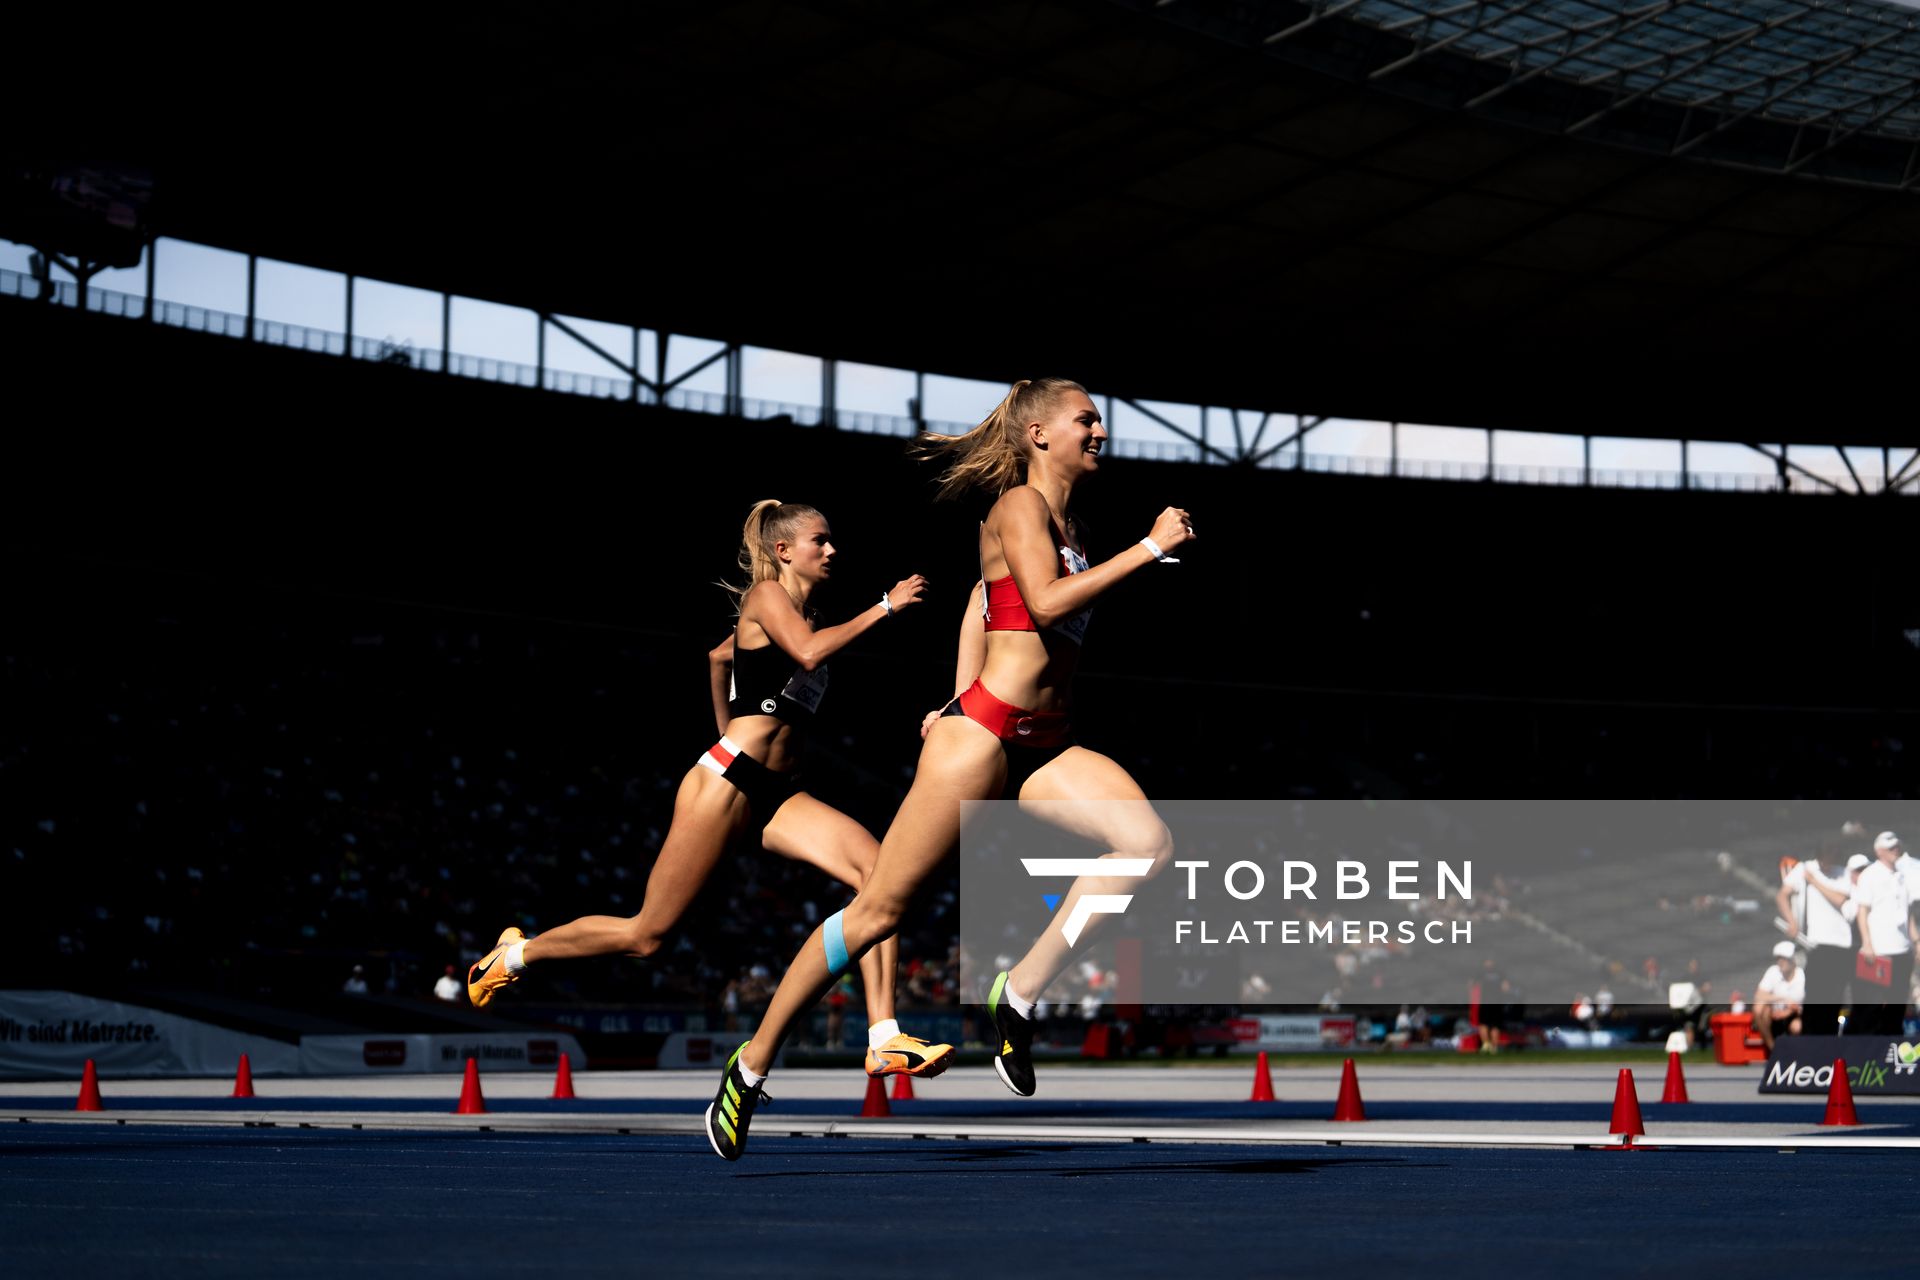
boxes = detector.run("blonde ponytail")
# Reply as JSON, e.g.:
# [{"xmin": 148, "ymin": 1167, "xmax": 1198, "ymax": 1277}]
[
  {"xmin": 721, "ymin": 499, "xmax": 824, "ymax": 613},
  {"xmin": 914, "ymin": 377, "xmax": 1087, "ymax": 501}
]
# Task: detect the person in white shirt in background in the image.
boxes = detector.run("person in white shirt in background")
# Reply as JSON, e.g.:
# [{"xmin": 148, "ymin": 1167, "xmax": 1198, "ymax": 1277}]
[
  {"xmin": 432, "ymin": 964, "xmax": 463, "ymax": 1002},
  {"xmin": 1778, "ymin": 839, "xmax": 1857, "ymax": 1034},
  {"xmin": 1851, "ymin": 832, "xmax": 1916, "ymax": 1037},
  {"xmin": 1893, "ymin": 832, "xmax": 1920, "ymax": 933},
  {"xmin": 1899, "ymin": 834, "xmax": 1920, "ymax": 1018},
  {"xmin": 1752, "ymin": 941, "xmax": 1806, "ymax": 1051}
]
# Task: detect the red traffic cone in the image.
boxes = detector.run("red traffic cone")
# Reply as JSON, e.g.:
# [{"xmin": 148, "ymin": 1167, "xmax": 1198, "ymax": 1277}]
[
  {"xmin": 1249, "ymin": 1050, "xmax": 1276, "ymax": 1102},
  {"xmin": 1332, "ymin": 1057, "xmax": 1367, "ymax": 1122},
  {"xmin": 1660, "ymin": 1051, "xmax": 1689, "ymax": 1104},
  {"xmin": 861, "ymin": 1074, "xmax": 892, "ymax": 1117},
  {"xmin": 1609, "ymin": 1067, "xmax": 1645, "ymax": 1138},
  {"xmin": 891, "ymin": 1072, "xmax": 915, "ymax": 1101},
  {"xmin": 454, "ymin": 1057, "xmax": 487, "ymax": 1114},
  {"xmin": 232, "ymin": 1054, "xmax": 255, "ymax": 1099},
  {"xmin": 1820, "ymin": 1058, "xmax": 1859, "ymax": 1127},
  {"xmin": 551, "ymin": 1054, "xmax": 575, "ymax": 1100},
  {"xmin": 75, "ymin": 1058, "xmax": 103, "ymax": 1111}
]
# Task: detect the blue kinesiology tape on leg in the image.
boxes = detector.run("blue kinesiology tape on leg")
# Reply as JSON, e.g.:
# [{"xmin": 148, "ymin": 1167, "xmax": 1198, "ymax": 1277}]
[{"xmin": 823, "ymin": 909, "xmax": 850, "ymax": 977}]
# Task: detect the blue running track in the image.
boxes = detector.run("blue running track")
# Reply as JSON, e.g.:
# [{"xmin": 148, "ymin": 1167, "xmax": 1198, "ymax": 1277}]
[{"xmin": 3, "ymin": 1125, "xmax": 1916, "ymax": 1277}]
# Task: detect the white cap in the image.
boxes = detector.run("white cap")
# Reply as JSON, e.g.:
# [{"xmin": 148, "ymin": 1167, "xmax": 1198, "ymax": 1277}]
[
  {"xmin": 1875, "ymin": 830, "xmax": 1902, "ymax": 852},
  {"xmin": 1846, "ymin": 853, "xmax": 1871, "ymax": 872},
  {"xmin": 1772, "ymin": 941, "xmax": 1797, "ymax": 961}
]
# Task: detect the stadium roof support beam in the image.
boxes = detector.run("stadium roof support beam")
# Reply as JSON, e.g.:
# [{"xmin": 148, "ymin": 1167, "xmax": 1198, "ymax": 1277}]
[
  {"xmin": 1746, "ymin": 444, "xmax": 1847, "ymax": 496},
  {"xmin": 1251, "ymin": 414, "xmax": 1329, "ymax": 467},
  {"xmin": 1562, "ymin": 8, "xmax": 1801, "ymax": 140},
  {"xmin": 1261, "ymin": 0, "xmax": 1372, "ymax": 47},
  {"xmin": 1831, "ymin": 447, "xmax": 1866, "ymax": 496},
  {"xmin": 1462, "ymin": 0, "xmax": 1682, "ymax": 112},
  {"xmin": 658, "ymin": 339, "xmax": 734, "ymax": 395},
  {"xmin": 1244, "ymin": 409, "xmax": 1278, "ymax": 458},
  {"xmin": 1116, "ymin": 396, "xmax": 1238, "ymax": 464},
  {"xmin": 1782, "ymin": 80, "xmax": 1920, "ymax": 176},
  {"xmin": 541, "ymin": 312, "xmax": 656, "ymax": 395},
  {"xmin": 1366, "ymin": 0, "xmax": 1490, "ymax": 81},
  {"xmin": 1669, "ymin": 28, "xmax": 1907, "ymax": 159},
  {"xmin": 1889, "ymin": 449, "xmax": 1920, "ymax": 492}
]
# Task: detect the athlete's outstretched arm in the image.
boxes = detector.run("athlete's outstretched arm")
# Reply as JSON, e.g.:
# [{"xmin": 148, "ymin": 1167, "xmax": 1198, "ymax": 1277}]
[
  {"xmin": 745, "ymin": 576, "xmax": 928, "ymax": 671},
  {"xmin": 708, "ymin": 632, "xmax": 735, "ymax": 737},
  {"xmin": 995, "ymin": 488, "xmax": 1192, "ymax": 629}
]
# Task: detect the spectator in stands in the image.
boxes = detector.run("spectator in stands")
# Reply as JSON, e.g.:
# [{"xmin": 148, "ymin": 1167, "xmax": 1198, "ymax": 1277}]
[
  {"xmin": 1752, "ymin": 942, "xmax": 1804, "ymax": 1050},
  {"xmin": 1778, "ymin": 839, "xmax": 1857, "ymax": 1034},
  {"xmin": 1668, "ymin": 973, "xmax": 1713, "ymax": 1050},
  {"xmin": 1851, "ymin": 832, "xmax": 1915, "ymax": 1036},
  {"xmin": 342, "ymin": 964, "xmax": 369, "ymax": 996},
  {"xmin": 1477, "ymin": 970, "xmax": 1516, "ymax": 1053},
  {"xmin": 433, "ymin": 964, "xmax": 462, "ymax": 1002}
]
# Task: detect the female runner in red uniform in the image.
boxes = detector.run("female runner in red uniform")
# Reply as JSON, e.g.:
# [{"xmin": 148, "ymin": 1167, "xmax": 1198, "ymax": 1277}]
[
  {"xmin": 468, "ymin": 500, "xmax": 950, "ymax": 1078},
  {"xmin": 706, "ymin": 379, "xmax": 1194, "ymax": 1158}
]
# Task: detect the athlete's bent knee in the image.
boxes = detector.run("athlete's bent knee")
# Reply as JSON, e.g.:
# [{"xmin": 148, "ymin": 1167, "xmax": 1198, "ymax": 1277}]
[
  {"xmin": 1132, "ymin": 819, "xmax": 1177, "ymax": 879},
  {"xmin": 844, "ymin": 896, "xmax": 904, "ymax": 952}
]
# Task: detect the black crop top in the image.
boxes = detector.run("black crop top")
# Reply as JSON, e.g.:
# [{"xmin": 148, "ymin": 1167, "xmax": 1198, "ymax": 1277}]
[{"xmin": 728, "ymin": 640, "xmax": 829, "ymax": 725}]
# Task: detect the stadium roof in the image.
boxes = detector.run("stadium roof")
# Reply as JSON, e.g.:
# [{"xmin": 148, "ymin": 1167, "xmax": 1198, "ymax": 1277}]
[
  {"xmin": 10, "ymin": 0, "xmax": 1920, "ymax": 446},
  {"xmin": 1284, "ymin": 0, "xmax": 1920, "ymax": 154}
]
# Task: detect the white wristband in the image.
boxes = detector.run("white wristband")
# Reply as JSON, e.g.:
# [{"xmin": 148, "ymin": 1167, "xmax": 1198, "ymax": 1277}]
[
  {"xmin": 1139, "ymin": 536, "xmax": 1179, "ymax": 564},
  {"xmin": 879, "ymin": 592, "xmax": 894, "ymax": 616}
]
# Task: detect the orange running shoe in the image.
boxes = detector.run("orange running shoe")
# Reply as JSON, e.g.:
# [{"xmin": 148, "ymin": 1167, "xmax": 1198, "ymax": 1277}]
[
  {"xmin": 466, "ymin": 927, "xmax": 526, "ymax": 1008},
  {"xmin": 864, "ymin": 1033, "xmax": 955, "ymax": 1078}
]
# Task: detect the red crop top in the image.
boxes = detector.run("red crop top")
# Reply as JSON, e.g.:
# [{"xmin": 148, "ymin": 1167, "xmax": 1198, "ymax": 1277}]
[{"xmin": 982, "ymin": 545, "xmax": 1092, "ymax": 646}]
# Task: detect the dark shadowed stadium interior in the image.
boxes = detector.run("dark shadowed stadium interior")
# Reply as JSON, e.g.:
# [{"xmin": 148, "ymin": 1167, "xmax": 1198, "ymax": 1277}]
[{"xmin": 4, "ymin": 2, "xmax": 1919, "ymax": 1272}]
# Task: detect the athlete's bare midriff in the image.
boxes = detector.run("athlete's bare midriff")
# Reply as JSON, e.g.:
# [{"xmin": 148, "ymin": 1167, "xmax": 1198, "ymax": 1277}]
[
  {"xmin": 976, "ymin": 632, "xmax": 1077, "ymax": 714},
  {"xmin": 720, "ymin": 714, "xmax": 803, "ymax": 773}
]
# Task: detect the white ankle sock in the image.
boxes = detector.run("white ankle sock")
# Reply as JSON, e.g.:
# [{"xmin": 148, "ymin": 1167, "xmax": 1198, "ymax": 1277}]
[
  {"xmin": 1005, "ymin": 980, "xmax": 1036, "ymax": 1020},
  {"xmin": 504, "ymin": 941, "xmax": 527, "ymax": 974},
  {"xmin": 739, "ymin": 1059, "xmax": 767, "ymax": 1088},
  {"xmin": 867, "ymin": 1019, "xmax": 901, "ymax": 1049}
]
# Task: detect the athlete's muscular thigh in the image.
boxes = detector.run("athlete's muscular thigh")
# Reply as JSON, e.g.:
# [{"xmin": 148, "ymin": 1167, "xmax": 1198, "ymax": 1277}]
[
  {"xmin": 1018, "ymin": 746, "xmax": 1172, "ymax": 865},
  {"xmin": 856, "ymin": 716, "xmax": 1007, "ymax": 917}
]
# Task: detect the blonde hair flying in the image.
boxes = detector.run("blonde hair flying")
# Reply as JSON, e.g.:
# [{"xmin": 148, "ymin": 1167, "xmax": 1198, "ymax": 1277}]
[{"xmin": 914, "ymin": 377, "xmax": 1087, "ymax": 501}]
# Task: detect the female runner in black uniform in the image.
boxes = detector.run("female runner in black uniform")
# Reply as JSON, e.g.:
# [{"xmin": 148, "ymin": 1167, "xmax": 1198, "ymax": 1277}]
[
  {"xmin": 706, "ymin": 380, "xmax": 1194, "ymax": 1158},
  {"xmin": 468, "ymin": 500, "xmax": 951, "ymax": 1079}
]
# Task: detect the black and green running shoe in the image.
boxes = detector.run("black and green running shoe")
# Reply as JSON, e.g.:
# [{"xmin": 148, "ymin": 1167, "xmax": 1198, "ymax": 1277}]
[
  {"xmin": 986, "ymin": 971, "xmax": 1036, "ymax": 1097},
  {"xmin": 704, "ymin": 1041, "xmax": 767, "ymax": 1161}
]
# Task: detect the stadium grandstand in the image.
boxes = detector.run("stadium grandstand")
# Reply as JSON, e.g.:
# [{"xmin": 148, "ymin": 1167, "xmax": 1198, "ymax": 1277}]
[{"xmin": 4, "ymin": 3, "xmax": 1920, "ymax": 1270}]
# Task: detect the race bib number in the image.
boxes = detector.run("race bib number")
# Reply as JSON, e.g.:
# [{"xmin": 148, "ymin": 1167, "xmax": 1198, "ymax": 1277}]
[
  {"xmin": 1054, "ymin": 547, "xmax": 1092, "ymax": 646},
  {"xmin": 781, "ymin": 662, "xmax": 830, "ymax": 712}
]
